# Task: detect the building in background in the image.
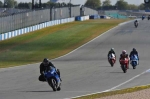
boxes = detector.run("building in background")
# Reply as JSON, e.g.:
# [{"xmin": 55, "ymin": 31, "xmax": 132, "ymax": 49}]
[{"xmin": 50, "ymin": 0, "xmax": 66, "ymax": 3}]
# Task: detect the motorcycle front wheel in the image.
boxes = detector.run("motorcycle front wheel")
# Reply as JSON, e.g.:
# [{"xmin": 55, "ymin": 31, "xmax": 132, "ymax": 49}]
[
  {"xmin": 48, "ymin": 78, "xmax": 57, "ymax": 91},
  {"xmin": 132, "ymin": 62, "xmax": 137, "ymax": 69},
  {"xmin": 121, "ymin": 65, "xmax": 127, "ymax": 73},
  {"xmin": 110, "ymin": 61, "xmax": 114, "ymax": 67},
  {"xmin": 110, "ymin": 59, "xmax": 115, "ymax": 67}
]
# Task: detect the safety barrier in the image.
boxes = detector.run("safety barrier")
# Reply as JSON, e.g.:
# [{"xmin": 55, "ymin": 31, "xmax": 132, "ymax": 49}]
[
  {"xmin": 0, "ymin": 15, "xmax": 90, "ymax": 41},
  {"xmin": 75, "ymin": 15, "xmax": 89, "ymax": 21},
  {"xmin": 89, "ymin": 15, "xmax": 100, "ymax": 19},
  {"xmin": 100, "ymin": 15, "xmax": 111, "ymax": 19}
]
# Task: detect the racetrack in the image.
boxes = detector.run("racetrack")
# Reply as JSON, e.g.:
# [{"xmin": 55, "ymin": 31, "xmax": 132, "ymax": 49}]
[{"xmin": 1, "ymin": 19, "xmax": 150, "ymax": 99}]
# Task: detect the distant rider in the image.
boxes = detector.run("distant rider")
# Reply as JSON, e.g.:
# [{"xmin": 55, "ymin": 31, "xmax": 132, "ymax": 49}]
[
  {"xmin": 108, "ymin": 48, "xmax": 116, "ymax": 63},
  {"xmin": 142, "ymin": 15, "xmax": 145, "ymax": 20},
  {"xmin": 129, "ymin": 48, "xmax": 139, "ymax": 64},
  {"xmin": 134, "ymin": 20, "xmax": 138, "ymax": 27},
  {"xmin": 39, "ymin": 58, "xmax": 62, "ymax": 82},
  {"xmin": 119, "ymin": 50, "xmax": 129, "ymax": 69}
]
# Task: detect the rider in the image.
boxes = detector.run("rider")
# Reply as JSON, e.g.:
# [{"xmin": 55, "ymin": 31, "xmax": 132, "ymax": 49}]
[
  {"xmin": 119, "ymin": 50, "xmax": 130, "ymax": 68},
  {"xmin": 107, "ymin": 48, "xmax": 116, "ymax": 63},
  {"xmin": 134, "ymin": 20, "xmax": 138, "ymax": 22},
  {"xmin": 129, "ymin": 48, "xmax": 139, "ymax": 64},
  {"xmin": 142, "ymin": 15, "xmax": 145, "ymax": 20},
  {"xmin": 39, "ymin": 58, "xmax": 62, "ymax": 82}
]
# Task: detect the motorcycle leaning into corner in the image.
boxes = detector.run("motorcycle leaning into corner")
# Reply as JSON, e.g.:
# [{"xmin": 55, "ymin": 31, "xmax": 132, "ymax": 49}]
[
  {"xmin": 43, "ymin": 66, "xmax": 61, "ymax": 91},
  {"xmin": 130, "ymin": 54, "xmax": 139, "ymax": 69},
  {"xmin": 119, "ymin": 58, "xmax": 129, "ymax": 73},
  {"xmin": 108, "ymin": 53, "xmax": 116, "ymax": 67}
]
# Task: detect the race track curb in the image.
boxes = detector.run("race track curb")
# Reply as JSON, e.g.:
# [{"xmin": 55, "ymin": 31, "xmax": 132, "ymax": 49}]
[{"xmin": 73, "ymin": 84, "xmax": 150, "ymax": 99}]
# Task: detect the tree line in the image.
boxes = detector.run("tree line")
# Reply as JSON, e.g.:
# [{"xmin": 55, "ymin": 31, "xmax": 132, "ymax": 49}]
[
  {"xmin": 85, "ymin": 0, "xmax": 148, "ymax": 10},
  {"xmin": 0, "ymin": 0, "xmax": 148, "ymax": 10},
  {"xmin": 0, "ymin": 0, "xmax": 74, "ymax": 9}
]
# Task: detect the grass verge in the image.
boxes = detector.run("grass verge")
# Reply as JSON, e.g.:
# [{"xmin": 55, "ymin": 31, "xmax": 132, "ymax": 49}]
[
  {"xmin": 0, "ymin": 19, "xmax": 129, "ymax": 68},
  {"xmin": 73, "ymin": 84, "xmax": 150, "ymax": 99}
]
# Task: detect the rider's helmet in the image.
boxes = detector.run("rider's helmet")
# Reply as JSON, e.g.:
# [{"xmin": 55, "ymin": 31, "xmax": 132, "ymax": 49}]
[
  {"xmin": 135, "ymin": 20, "xmax": 138, "ymax": 22},
  {"xmin": 133, "ymin": 48, "xmax": 136, "ymax": 51},
  {"xmin": 110, "ymin": 48, "xmax": 114, "ymax": 52},
  {"xmin": 43, "ymin": 58, "xmax": 49, "ymax": 66},
  {"xmin": 122, "ymin": 50, "xmax": 126, "ymax": 55}
]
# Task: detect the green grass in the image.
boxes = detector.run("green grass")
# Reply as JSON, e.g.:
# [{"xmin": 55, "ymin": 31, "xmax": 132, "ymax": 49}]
[
  {"xmin": 73, "ymin": 84, "xmax": 150, "ymax": 99},
  {"xmin": 0, "ymin": 19, "xmax": 129, "ymax": 68}
]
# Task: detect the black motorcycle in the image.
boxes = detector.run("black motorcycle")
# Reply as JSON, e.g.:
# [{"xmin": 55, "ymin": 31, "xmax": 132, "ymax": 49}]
[{"xmin": 134, "ymin": 22, "xmax": 138, "ymax": 28}]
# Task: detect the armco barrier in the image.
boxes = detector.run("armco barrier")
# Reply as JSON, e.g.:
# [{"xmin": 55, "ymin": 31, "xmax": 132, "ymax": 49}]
[
  {"xmin": 75, "ymin": 16, "xmax": 81, "ymax": 21},
  {"xmin": 100, "ymin": 15, "xmax": 106, "ymax": 19},
  {"xmin": 0, "ymin": 16, "xmax": 90, "ymax": 41},
  {"xmin": 100, "ymin": 15, "xmax": 111, "ymax": 19},
  {"xmin": 75, "ymin": 15, "xmax": 89, "ymax": 21},
  {"xmin": 90, "ymin": 15, "xmax": 100, "ymax": 19}
]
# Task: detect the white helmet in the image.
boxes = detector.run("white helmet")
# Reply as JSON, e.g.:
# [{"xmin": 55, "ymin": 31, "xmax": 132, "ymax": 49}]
[{"xmin": 122, "ymin": 50, "xmax": 126, "ymax": 54}]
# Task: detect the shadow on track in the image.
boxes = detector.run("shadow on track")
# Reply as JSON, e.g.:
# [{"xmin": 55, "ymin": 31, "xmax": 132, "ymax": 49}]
[
  {"xmin": 99, "ymin": 66, "xmax": 112, "ymax": 67},
  {"xmin": 109, "ymin": 71, "xmax": 124, "ymax": 73},
  {"xmin": 20, "ymin": 90, "xmax": 54, "ymax": 93}
]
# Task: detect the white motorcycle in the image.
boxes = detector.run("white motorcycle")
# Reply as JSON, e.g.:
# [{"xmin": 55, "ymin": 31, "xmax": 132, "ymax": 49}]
[{"xmin": 108, "ymin": 53, "xmax": 116, "ymax": 67}]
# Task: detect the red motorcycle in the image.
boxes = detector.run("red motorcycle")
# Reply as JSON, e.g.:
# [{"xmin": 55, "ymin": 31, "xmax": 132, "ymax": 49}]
[
  {"xmin": 119, "ymin": 58, "xmax": 129, "ymax": 73},
  {"xmin": 108, "ymin": 53, "xmax": 116, "ymax": 67}
]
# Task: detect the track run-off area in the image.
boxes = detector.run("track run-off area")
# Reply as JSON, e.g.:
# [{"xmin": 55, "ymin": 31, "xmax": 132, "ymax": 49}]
[{"xmin": 1, "ymin": 19, "xmax": 150, "ymax": 99}]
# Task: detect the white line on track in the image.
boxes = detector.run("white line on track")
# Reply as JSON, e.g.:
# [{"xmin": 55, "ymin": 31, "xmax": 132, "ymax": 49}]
[{"xmin": 66, "ymin": 68, "xmax": 150, "ymax": 99}]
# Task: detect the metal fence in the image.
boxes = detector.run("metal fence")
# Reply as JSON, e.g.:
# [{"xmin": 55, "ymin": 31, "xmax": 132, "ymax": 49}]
[{"xmin": 0, "ymin": 6, "xmax": 98, "ymax": 34}]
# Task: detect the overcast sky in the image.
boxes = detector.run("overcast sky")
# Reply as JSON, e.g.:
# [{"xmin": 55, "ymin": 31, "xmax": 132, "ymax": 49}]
[{"xmin": 2, "ymin": 0, "xmax": 144, "ymax": 5}]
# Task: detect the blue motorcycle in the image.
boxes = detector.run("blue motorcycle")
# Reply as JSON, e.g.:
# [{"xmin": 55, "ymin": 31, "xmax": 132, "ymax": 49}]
[
  {"xmin": 130, "ymin": 54, "xmax": 139, "ymax": 69},
  {"xmin": 44, "ymin": 67, "xmax": 61, "ymax": 91},
  {"xmin": 142, "ymin": 16, "xmax": 145, "ymax": 20}
]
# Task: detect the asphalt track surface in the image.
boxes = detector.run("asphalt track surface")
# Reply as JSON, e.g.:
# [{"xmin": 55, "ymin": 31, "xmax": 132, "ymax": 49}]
[{"xmin": 1, "ymin": 19, "xmax": 150, "ymax": 99}]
